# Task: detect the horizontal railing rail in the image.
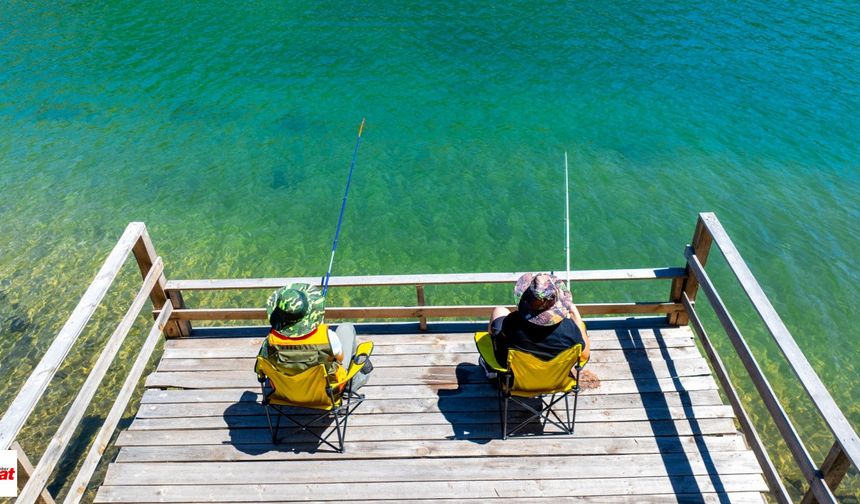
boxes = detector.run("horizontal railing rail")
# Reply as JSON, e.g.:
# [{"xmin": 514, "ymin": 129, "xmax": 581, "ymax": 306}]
[
  {"xmin": 163, "ymin": 268, "xmax": 687, "ymax": 331},
  {"xmin": 157, "ymin": 301, "xmax": 684, "ymax": 320},
  {"xmin": 163, "ymin": 267, "xmax": 687, "ymax": 291},
  {"xmin": 675, "ymin": 212, "xmax": 859, "ymax": 503}
]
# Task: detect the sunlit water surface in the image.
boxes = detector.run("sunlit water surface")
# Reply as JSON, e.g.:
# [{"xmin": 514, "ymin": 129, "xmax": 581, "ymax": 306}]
[{"xmin": 1, "ymin": 1, "xmax": 858, "ymax": 501}]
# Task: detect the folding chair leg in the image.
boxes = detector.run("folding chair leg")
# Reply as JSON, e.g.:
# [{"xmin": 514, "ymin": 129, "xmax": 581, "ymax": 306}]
[
  {"xmin": 332, "ymin": 409, "xmax": 344, "ymax": 453},
  {"xmin": 564, "ymin": 394, "xmax": 571, "ymax": 434},
  {"xmin": 497, "ymin": 390, "xmax": 504, "ymax": 438},
  {"xmin": 274, "ymin": 410, "xmax": 282, "ymax": 441},
  {"xmin": 260, "ymin": 381, "xmax": 279, "ymax": 443},
  {"xmin": 502, "ymin": 394, "xmax": 509, "ymax": 440},
  {"xmin": 540, "ymin": 396, "xmax": 551, "ymax": 429},
  {"xmin": 263, "ymin": 405, "xmax": 277, "ymax": 443},
  {"xmin": 571, "ymin": 366, "xmax": 581, "ymax": 434}
]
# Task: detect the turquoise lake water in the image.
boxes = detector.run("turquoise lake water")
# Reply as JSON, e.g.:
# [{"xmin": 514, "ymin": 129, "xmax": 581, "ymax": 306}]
[{"xmin": 1, "ymin": 1, "xmax": 859, "ymax": 500}]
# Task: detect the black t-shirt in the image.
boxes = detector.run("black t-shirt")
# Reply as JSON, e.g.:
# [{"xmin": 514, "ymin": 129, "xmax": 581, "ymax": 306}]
[{"xmin": 492, "ymin": 311, "xmax": 586, "ymax": 364}]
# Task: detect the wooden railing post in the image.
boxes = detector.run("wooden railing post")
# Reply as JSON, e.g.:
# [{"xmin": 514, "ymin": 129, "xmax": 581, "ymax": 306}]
[
  {"xmin": 669, "ymin": 213, "xmax": 714, "ymax": 325},
  {"xmin": 13, "ymin": 442, "xmax": 56, "ymax": 504},
  {"xmin": 131, "ymin": 226, "xmax": 190, "ymax": 337},
  {"xmin": 416, "ymin": 285, "xmax": 427, "ymax": 331},
  {"xmin": 801, "ymin": 442, "xmax": 852, "ymax": 504}
]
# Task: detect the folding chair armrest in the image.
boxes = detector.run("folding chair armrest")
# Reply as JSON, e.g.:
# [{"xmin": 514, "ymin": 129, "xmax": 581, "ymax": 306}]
[
  {"xmin": 577, "ymin": 354, "xmax": 590, "ymax": 369},
  {"xmin": 354, "ymin": 341, "xmax": 374, "ymax": 360},
  {"xmin": 474, "ymin": 332, "xmax": 507, "ymax": 373},
  {"xmin": 332, "ymin": 341, "xmax": 374, "ymax": 389}
]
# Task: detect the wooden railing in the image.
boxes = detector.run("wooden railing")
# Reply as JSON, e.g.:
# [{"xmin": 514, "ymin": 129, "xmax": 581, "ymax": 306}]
[
  {"xmin": 160, "ymin": 268, "xmax": 689, "ymax": 332},
  {"xmin": 2, "ymin": 214, "xmax": 857, "ymax": 502},
  {"xmin": 0, "ymin": 223, "xmax": 175, "ymax": 504},
  {"xmin": 670, "ymin": 212, "xmax": 859, "ymax": 503}
]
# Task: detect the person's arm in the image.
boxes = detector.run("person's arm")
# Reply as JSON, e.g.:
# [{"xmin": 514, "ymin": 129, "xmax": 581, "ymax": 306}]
[
  {"xmin": 328, "ymin": 329, "xmax": 344, "ymax": 363},
  {"xmin": 568, "ymin": 304, "xmax": 590, "ymax": 364}
]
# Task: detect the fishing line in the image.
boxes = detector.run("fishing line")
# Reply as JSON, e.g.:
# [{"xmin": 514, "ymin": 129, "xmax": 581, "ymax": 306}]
[{"xmin": 564, "ymin": 150, "xmax": 571, "ymax": 288}]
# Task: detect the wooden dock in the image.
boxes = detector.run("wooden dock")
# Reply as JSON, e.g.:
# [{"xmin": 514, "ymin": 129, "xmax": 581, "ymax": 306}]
[
  {"xmin": 4, "ymin": 212, "xmax": 858, "ymax": 503},
  {"xmin": 95, "ymin": 322, "xmax": 767, "ymax": 503}
]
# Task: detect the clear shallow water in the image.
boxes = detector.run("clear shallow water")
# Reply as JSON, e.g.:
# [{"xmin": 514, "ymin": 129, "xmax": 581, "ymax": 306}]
[{"xmin": 1, "ymin": 1, "xmax": 858, "ymax": 500}]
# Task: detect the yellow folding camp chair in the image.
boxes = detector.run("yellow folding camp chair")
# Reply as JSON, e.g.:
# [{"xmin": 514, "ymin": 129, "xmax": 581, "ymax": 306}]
[
  {"xmin": 475, "ymin": 332, "xmax": 584, "ymax": 439},
  {"xmin": 255, "ymin": 341, "xmax": 373, "ymax": 453}
]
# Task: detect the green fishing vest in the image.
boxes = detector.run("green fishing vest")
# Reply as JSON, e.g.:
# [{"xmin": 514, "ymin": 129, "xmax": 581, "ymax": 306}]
[{"xmin": 258, "ymin": 323, "xmax": 339, "ymax": 378}]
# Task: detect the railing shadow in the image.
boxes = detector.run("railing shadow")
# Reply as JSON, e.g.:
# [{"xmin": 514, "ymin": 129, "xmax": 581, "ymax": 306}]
[
  {"xmin": 47, "ymin": 414, "xmax": 108, "ymax": 497},
  {"xmin": 620, "ymin": 327, "xmax": 727, "ymax": 503}
]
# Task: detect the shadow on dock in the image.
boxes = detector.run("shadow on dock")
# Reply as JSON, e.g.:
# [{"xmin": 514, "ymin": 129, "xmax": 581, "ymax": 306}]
[
  {"xmin": 622, "ymin": 327, "xmax": 728, "ymax": 504},
  {"xmin": 436, "ymin": 363, "xmax": 495, "ymax": 444},
  {"xmin": 225, "ymin": 390, "xmax": 338, "ymax": 456}
]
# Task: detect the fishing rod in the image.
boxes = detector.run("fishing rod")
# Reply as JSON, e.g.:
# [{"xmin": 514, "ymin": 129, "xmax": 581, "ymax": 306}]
[
  {"xmin": 564, "ymin": 151, "xmax": 571, "ymax": 289},
  {"xmin": 321, "ymin": 117, "xmax": 366, "ymax": 297}
]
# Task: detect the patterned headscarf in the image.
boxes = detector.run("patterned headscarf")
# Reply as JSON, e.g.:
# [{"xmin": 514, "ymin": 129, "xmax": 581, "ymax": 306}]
[{"xmin": 514, "ymin": 272, "xmax": 573, "ymax": 326}]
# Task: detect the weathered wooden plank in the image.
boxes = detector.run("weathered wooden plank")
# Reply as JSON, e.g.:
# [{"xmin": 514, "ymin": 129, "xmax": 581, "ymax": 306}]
[
  {"xmin": 127, "ymin": 406, "xmax": 736, "ymax": 431},
  {"xmin": 164, "ymin": 302, "xmax": 684, "ymax": 321},
  {"xmin": 103, "ymin": 451, "xmax": 762, "ymax": 486},
  {"xmin": 129, "ymin": 404, "xmax": 736, "ymax": 430},
  {"xmin": 353, "ymin": 326, "xmax": 693, "ymax": 343},
  {"xmin": 144, "ymin": 368, "xmax": 718, "ymax": 394},
  {"xmin": 136, "ymin": 394, "xmax": 728, "ymax": 420},
  {"xmin": 95, "ymin": 474, "xmax": 767, "ymax": 502},
  {"xmin": 158, "ymin": 326, "xmax": 691, "ymax": 347},
  {"xmin": 0, "ymin": 222, "xmax": 145, "ymax": 450},
  {"xmin": 18, "ymin": 258, "xmax": 165, "ymax": 504},
  {"xmin": 160, "ymin": 328, "xmax": 694, "ymax": 346},
  {"xmin": 702, "ymin": 212, "xmax": 860, "ymax": 474},
  {"xmin": 185, "ymin": 317, "xmax": 675, "ymax": 339},
  {"xmin": 164, "ymin": 268, "xmax": 687, "ymax": 292},
  {"xmin": 115, "ymin": 417, "xmax": 739, "ymax": 446},
  {"xmin": 114, "ymin": 434, "xmax": 750, "ymax": 463},
  {"xmin": 157, "ymin": 346, "xmax": 704, "ymax": 372},
  {"xmin": 140, "ymin": 388, "xmax": 724, "ymax": 411},
  {"xmin": 95, "ymin": 495, "xmax": 765, "ymax": 504},
  {"xmin": 154, "ymin": 358, "xmax": 710, "ymax": 385},
  {"xmin": 103, "ymin": 496, "xmax": 762, "ymax": 504},
  {"xmin": 161, "ymin": 333, "xmax": 692, "ymax": 351},
  {"xmin": 199, "ymin": 496, "xmax": 762, "ymax": 504},
  {"xmin": 64, "ymin": 302, "xmax": 174, "ymax": 504},
  {"xmin": 160, "ymin": 335, "xmax": 695, "ymax": 359}
]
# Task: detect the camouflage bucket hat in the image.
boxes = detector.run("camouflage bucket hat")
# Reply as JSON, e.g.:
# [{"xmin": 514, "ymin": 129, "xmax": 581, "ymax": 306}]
[
  {"xmin": 266, "ymin": 283, "xmax": 325, "ymax": 337},
  {"xmin": 514, "ymin": 272, "xmax": 573, "ymax": 326}
]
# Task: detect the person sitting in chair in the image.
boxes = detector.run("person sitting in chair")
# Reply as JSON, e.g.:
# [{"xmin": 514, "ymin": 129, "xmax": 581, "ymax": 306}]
[
  {"xmin": 258, "ymin": 282, "xmax": 371, "ymax": 391},
  {"xmin": 481, "ymin": 272, "xmax": 590, "ymax": 377}
]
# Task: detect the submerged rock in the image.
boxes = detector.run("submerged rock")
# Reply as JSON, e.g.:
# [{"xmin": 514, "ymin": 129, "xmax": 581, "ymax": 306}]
[{"xmin": 9, "ymin": 315, "xmax": 30, "ymax": 333}]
